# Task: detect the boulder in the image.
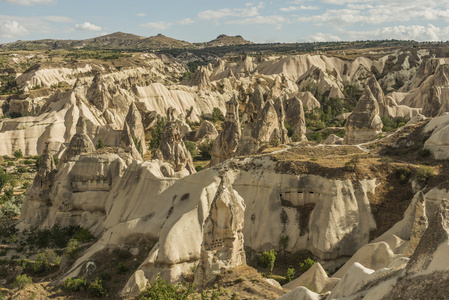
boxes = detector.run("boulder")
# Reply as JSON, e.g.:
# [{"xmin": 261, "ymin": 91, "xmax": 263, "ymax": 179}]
[
  {"xmin": 344, "ymin": 87, "xmax": 383, "ymax": 144},
  {"xmin": 195, "ymin": 120, "xmax": 219, "ymax": 141},
  {"xmin": 322, "ymin": 134, "xmax": 343, "ymax": 145}
]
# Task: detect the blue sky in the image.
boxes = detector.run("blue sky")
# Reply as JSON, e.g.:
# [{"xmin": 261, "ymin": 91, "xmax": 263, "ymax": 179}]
[{"xmin": 1, "ymin": 0, "xmax": 449, "ymax": 44}]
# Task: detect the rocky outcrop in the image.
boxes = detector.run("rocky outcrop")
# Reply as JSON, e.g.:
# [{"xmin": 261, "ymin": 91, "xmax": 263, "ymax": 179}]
[
  {"xmin": 422, "ymin": 64, "xmax": 449, "ymax": 117},
  {"xmin": 124, "ymin": 102, "xmax": 146, "ymax": 154},
  {"xmin": 244, "ymin": 86, "xmax": 265, "ymax": 123},
  {"xmin": 194, "ymin": 176, "xmax": 246, "ymax": 286},
  {"xmin": 119, "ymin": 122, "xmax": 143, "ymax": 162},
  {"xmin": 403, "ymin": 192, "xmax": 428, "ymax": 256},
  {"xmin": 194, "ymin": 120, "xmax": 218, "ymax": 142},
  {"xmin": 156, "ymin": 110, "xmax": 195, "ymax": 175},
  {"xmin": 282, "ymin": 262, "xmax": 338, "ymax": 293},
  {"xmin": 323, "ymin": 134, "xmax": 343, "ymax": 145},
  {"xmin": 61, "ymin": 116, "xmax": 96, "ymax": 163},
  {"xmin": 210, "ymin": 97, "xmax": 241, "ymax": 166},
  {"xmin": 284, "ymin": 96, "xmax": 307, "ymax": 140},
  {"xmin": 344, "ymin": 87, "xmax": 383, "ymax": 144}
]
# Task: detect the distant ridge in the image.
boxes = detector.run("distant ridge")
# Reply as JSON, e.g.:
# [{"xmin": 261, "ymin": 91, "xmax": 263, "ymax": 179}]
[{"xmin": 0, "ymin": 32, "xmax": 252, "ymax": 51}]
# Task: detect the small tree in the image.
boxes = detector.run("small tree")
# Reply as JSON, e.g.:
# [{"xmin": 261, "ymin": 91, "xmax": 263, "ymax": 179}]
[
  {"xmin": 285, "ymin": 268, "xmax": 295, "ymax": 283},
  {"xmin": 184, "ymin": 141, "xmax": 197, "ymax": 158},
  {"xmin": 345, "ymin": 154, "xmax": 360, "ymax": 172},
  {"xmin": 13, "ymin": 149, "xmax": 23, "ymax": 159},
  {"xmin": 300, "ymin": 257, "xmax": 316, "ymax": 273},
  {"xmin": 198, "ymin": 140, "xmax": 213, "ymax": 160},
  {"xmin": 0, "ymin": 169, "xmax": 8, "ymax": 193},
  {"xmin": 96, "ymin": 138, "xmax": 104, "ymax": 149},
  {"xmin": 259, "ymin": 249, "xmax": 277, "ymax": 273},
  {"xmin": 149, "ymin": 118, "xmax": 166, "ymax": 149}
]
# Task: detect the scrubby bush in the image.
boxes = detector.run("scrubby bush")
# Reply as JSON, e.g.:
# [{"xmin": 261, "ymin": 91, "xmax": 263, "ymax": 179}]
[
  {"xmin": 75, "ymin": 227, "xmax": 94, "ymax": 242},
  {"xmin": 96, "ymin": 138, "xmax": 104, "ymax": 149},
  {"xmin": 0, "ymin": 169, "xmax": 8, "ymax": 193},
  {"xmin": 185, "ymin": 141, "xmax": 197, "ymax": 158},
  {"xmin": 33, "ymin": 249, "xmax": 61, "ymax": 273},
  {"xmin": 285, "ymin": 268, "xmax": 296, "ymax": 283},
  {"xmin": 149, "ymin": 118, "xmax": 166, "ymax": 149},
  {"xmin": 17, "ymin": 166, "xmax": 27, "ymax": 173},
  {"xmin": 212, "ymin": 107, "xmax": 224, "ymax": 123},
  {"xmin": 65, "ymin": 239, "xmax": 80, "ymax": 259},
  {"xmin": 413, "ymin": 166, "xmax": 434, "ymax": 185},
  {"xmin": 344, "ymin": 155, "xmax": 360, "ymax": 172},
  {"xmin": 13, "ymin": 274, "xmax": 32, "ymax": 289},
  {"xmin": 0, "ymin": 194, "xmax": 24, "ymax": 218},
  {"xmin": 139, "ymin": 274, "xmax": 194, "ymax": 300},
  {"xmin": 88, "ymin": 278, "xmax": 108, "ymax": 298},
  {"xmin": 63, "ymin": 277, "xmax": 88, "ymax": 292},
  {"xmin": 259, "ymin": 249, "xmax": 277, "ymax": 273},
  {"xmin": 116, "ymin": 261, "xmax": 129, "ymax": 274},
  {"xmin": 198, "ymin": 140, "xmax": 213, "ymax": 160},
  {"xmin": 279, "ymin": 235, "xmax": 289, "ymax": 250},
  {"xmin": 13, "ymin": 149, "xmax": 23, "ymax": 158},
  {"xmin": 300, "ymin": 257, "xmax": 316, "ymax": 273}
]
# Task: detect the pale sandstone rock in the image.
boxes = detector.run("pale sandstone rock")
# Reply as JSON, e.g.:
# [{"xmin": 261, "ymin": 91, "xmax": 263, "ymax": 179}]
[
  {"xmin": 125, "ymin": 102, "xmax": 146, "ymax": 154},
  {"xmin": 277, "ymin": 286, "xmax": 323, "ymax": 300},
  {"xmin": 284, "ymin": 96, "xmax": 307, "ymax": 140},
  {"xmin": 403, "ymin": 192, "xmax": 428, "ymax": 256},
  {"xmin": 322, "ymin": 134, "xmax": 343, "ymax": 145},
  {"xmin": 282, "ymin": 263, "xmax": 339, "ymax": 293},
  {"xmin": 344, "ymin": 87, "xmax": 383, "ymax": 144},
  {"xmin": 210, "ymin": 97, "xmax": 241, "ymax": 166},
  {"xmin": 195, "ymin": 120, "xmax": 218, "ymax": 141},
  {"xmin": 61, "ymin": 116, "xmax": 96, "ymax": 163}
]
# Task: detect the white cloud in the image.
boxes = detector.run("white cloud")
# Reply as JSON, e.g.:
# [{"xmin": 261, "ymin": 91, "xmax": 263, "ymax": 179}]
[
  {"xmin": 179, "ymin": 18, "xmax": 194, "ymax": 25},
  {"xmin": 198, "ymin": 7, "xmax": 259, "ymax": 20},
  {"xmin": 141, "ymin": 21, "xmax": 172, "ymax": 30},
  {"xmin": 227, "ymin": 15, "xmax": 286, "ymax": 25},
  {"xmin": 136, "ymin": 13, "xmax": 147, "ymax": 17},
  {"xmin": 0, "ymin": 20, "xmax": 28, "ymax": 39},
  {"xmin": 75, "ymin": 22, "xmax": 102, "ymax": 31},
  {"xmin": 1, "ymin": 0, "xmax": 56, "ymax": 5},
  {"xmin": 42, "ymin": 16, "xmax": 74, "ymax": 23},
  {"xmin": 342, "ymin": 24, "xmax": 449, "ymax": 41},
  {"xmin": 280, "ymin": 5, "xmax": 318, "ymax": 11},
  {"xmin": 305, "ymin": 32, "xmax": 342, "ymax": 42}
]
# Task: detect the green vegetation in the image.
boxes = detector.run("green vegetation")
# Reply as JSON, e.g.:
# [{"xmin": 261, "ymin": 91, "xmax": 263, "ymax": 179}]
[
  {"xmin": 0, "ymin": 76, "xmax": 20, "ymax": 95},
  {"xmin": 13, "ymin": 149, "xmax": 23, "ymax": 159},
  {"xmin": 185, "ymin": 141, "xmax": 197, "ymax": 158},
  {"xmin": 62, "ymin": 277, "xmax": 88, "ymax": 292},
  {"xmin": 88, "ymin": 278, "xmax": 108, "ymax": 298},
  {"xmin": 132, "ymin": 135, "xmax": 143, "ymax": 155},
  {"xmin": 198, "ymin": 140, "xmax": 213, "ymax": 160},
  {"xmin": 139, "ymin": 274, "xmax": 194, "ymax": 300},
  {"xmin": 212, "ymin": 107, "xmax": 224, "ymax": 123},
  {"xmin": 0, "ymin": 169, "xmax": 8, "ymax": 193},
  {"xmin": 64, "ymin": 50, "xmax": 131, "ymax": 61},
  {"xmin": 300, "ymin": 257, "xmax": 316, "ymax": 273},
  {"xmin": 149, "ymin": 118, "xmax": 167, "ymax": 149},
  {"xmin": 33, "ymin": 249, "xmax": 61, "ymax": 273},
  {"xmin": 259, "ymin": 249, "xmax": 277, "ymax": 273},
  {"xmin": 381, "ymin": 116, "xmax": 406, "ymax": 132},
  {"xmin": 413, "ymin": 166, "xmax": 434, "ymax": 185},
  {"xmin": 13, "ymin": 274, "xmax": 33, "ymax": 289},
  {"xmin": 285, "ymin": 267, "xmax": 296, "ymax": 283},
  {"xmin": 345, "ymin": 155, "xmax": 360, "ymax": 172},
  {"xmin": 96, "ymin": 138, "xmax": 104, "ymax": 149},
  {"xmin": 65, "ymin": 239, "xmax": 80, "ymax": 258},
  {"xmin": 0, "ymin": 194, "xmax": 24, "ymax": 218},
  {"xmin": 279, "ymin": 235, "xmax": 289, "ymax": 251}
]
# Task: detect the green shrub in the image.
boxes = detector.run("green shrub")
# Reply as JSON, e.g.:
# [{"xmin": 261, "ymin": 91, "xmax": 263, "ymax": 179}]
[
  {"xmin": 88, "ymin": 278, "xmax": 108, "ymax": 298},
  {"xmin": 34, "ymin": 156, "xmax": 41, "ymax": 168},
  {"xmin": 13, "ymin": 149, "xmax": 23, "ymax": 159},
  {"xmin": 291, "ymin": 133, "xmax": 302, "ymax": 142},
  {"xmin": 75, "ymin": 227, "xmax": 94, "ymax": 242},
  {"xmin": 7, "ymin": 161, "xmax": 14, "ymax": 166},
  {"xmin": 0, "ymin": 169, "xmax": 8, "ymax": 193},
  {"xmin": 259, "ymin": 249, "xmax": 277, "ymax": 273},
  {"xmin": 212, "ymin": 107, "xmax": 224, "ymax": 123},
  {"xmin": 22, "ymin": 181, "xmax": 30, "ymax": 189},
  {"xmin": 113, "ymin": 248, "xmax": 132, "ymax": 260},
  {"xmin": 13, "ymin": 274, "xmax": 33, "ymax": 289},
  {"xmin": 63, "ymin": 277, "xmax": 88, "ymax": 292},
  {"xmin": 285, "ymin": 267, "xmax": 295, "ymax": 283},
  {"xmin": 0, "ymin": 194, "xmax": 24, "ymax": 218},
  {"xmin": 22, "ymin": 159, "xmax": 33, "ymax": 165},
  {"xmin": 418, "ymin": 148, "xmax": 431, "ymax": 158},
  {"xmin": 344, "ymin": 155, "xmax": 360, "ymax": 172},
  {"xmin": 195, "ymin": 165, "xmax": 203, "ymax": 172},
  {"xmin": 300, "ymin": 258, "xmax": 316, "ymax": 273},
  {"xmin": 185, "ymin": 141, "xmax": 197, "ymax": 158},
  {"xmin": 33, "ymin": 249, "xmax": 61, "ymax": 273},
  {"xmin": 53, "ymin": 158, "xmax": 59, "ymax": 165},
  {"xmin": 116, "ymin": 261, "xmax": 129, "ymax": 274},
  {"xmin": 149, "ymin": 118, "xmax": 166, "ymax": 149},
  {"xmin": 279, "ymin": 235, "xmax": 289, "ymax": 250},
  {"xmin": 65, "ymin": 239, "xmax": 80, "ymax": 259},
  {"xmin": 139, "ymin": 274, "xmax": 194, "ymax": 300},
  {"xmin": 198, "ymin": 140, "xmax": 212, "ymax": 160},
  {"xmin": 413, "ymin": 166, "xmax": 434, "ymax": 184},
  {"xmin": 96, "ymin": 138, "xmax": 104, "ymax": 149},
  {"xmin": 17, "ymin": 166, "xmax": 27, "ymax": 173}
]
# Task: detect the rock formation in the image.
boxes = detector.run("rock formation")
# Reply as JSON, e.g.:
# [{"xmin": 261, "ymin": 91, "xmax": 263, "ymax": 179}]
[
  {"xmin": 119, "ymin": 122, "xmax": 143, "ymax": 161},
  {"xmin": 195, "ymin": 120, "xmax": 218, "ymax": 142},
  {"xmin": 194, "ymin": 176, "xmax": 246, "ymax": 286},
  {"xmin": 156, "ymin": 109, "xmax": 195, "ymax": 174},
  {"xmin": 210, "ymin": 96, "xmax": 241, "ymax": 166},
  {"xmin": 124, "ymin": 102, "xmax": 146, "ymax": 154},
  {"xmin": 282, "ymin": 262, "xmax": 338, "ymax": 293},
  {"xmin": 344, "ymin": 87, "xmax": 383, "ymax": 144},
  {"xmin": 61, "ymin": 116, "xmax": 96, "ymax": 163},
  {"xmin": 244, "ymin": 86, "xmax": 265, "ymax": 123},
  {"xmin": 422, "ymin": 64, "xmax": 449, "ymax": 117},
  {"xmin": 403, "ymin": 191, "xmax": 428, "ymax": 256},
  {"xmin": 284, "ymin": 95, "xmax": 307, "ymax": 140}
]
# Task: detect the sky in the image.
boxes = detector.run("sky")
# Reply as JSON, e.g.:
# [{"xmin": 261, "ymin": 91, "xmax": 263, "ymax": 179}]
[{"xmin": 1, "ymin": 0, "xmax": 449, "ymax": 44}]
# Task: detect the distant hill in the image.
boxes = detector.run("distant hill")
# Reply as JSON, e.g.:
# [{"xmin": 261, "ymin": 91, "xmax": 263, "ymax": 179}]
[
  {"xmin": 0, "ymin": 32, "xmax": 253, "ymax": 51},
  {"xmin": 202, "ymin": 34, "xmax": 253, "ymax": 47}
]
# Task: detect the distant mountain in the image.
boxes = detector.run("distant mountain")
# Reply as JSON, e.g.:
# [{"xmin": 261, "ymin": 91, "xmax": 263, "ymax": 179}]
[
  {"xmin": 0, "ymin": 32, "xmax": 253, "ymax": 51},
  {"xmin": 202, "ymin": 34, "xmax": 253, "ymax": 47}
]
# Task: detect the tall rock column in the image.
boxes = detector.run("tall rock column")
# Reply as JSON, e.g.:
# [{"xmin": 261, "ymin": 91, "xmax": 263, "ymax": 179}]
[
  {"xmin": 210, "ymin": 96, "xmax": 241, "ymax": 166},
  {"xmin": 194, "ymin": 176, "xmax": 246, "ymax": 286},
  {"xmin": 61, "ymin": 116, "xmax": 96, "ymax": 163},
  {"xmin": 125, "ymin": 102, "xmax": 146, "ymax": 154},
  {"xmin": 344, "ymin": 87, "xmax": 383, "ymax": 144}
]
